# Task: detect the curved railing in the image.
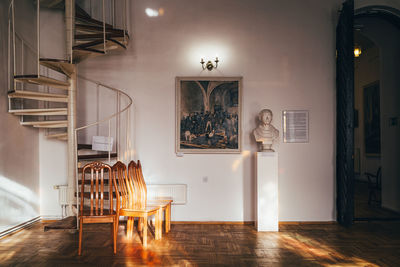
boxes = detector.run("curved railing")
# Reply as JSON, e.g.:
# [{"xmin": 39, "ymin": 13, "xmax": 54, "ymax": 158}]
[
  {"xmin": 74, "ymin": 75, "xmax": 133, "ymax": 222},
  {"xmin": 74, "ymin": 75, "xmax": 133, "ymax": 162}
]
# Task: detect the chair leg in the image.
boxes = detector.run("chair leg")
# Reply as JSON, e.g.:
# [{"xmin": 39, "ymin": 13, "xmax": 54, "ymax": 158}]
[
  {"xmin": 155, "ymin": 211, "xmax": 160, "ymax": 240},
  {"xmin": 113, "ymin": 219, "xmax": 117, "ymax": 254},
  {"xmin": 143, "ymin": 215, "xmax": 148, "ymax": 248},
  {"xmin": 129, "ymin": 217, "xmax": 135, "ymax": 239},
  {"xmin": 166, "ymin": 203, "xmax": 171, "ymax": 233},
  {"xmin": 127, "ymin": 217, "xmax": 132, "ymax": 239},
  {"xmin": 158, "ymin": 208, "xmax": 162, "ymax": 240},
  {"xmin": 78, "ymin": 219, "xmax": 83, "ymax": 255},
  {"xmin": 115, "ymin": 214, "xmax": 119, "ymax": 238},
  {"xmin": 138, "ymin": 217, "xmax": 143, "ymax": 231}
]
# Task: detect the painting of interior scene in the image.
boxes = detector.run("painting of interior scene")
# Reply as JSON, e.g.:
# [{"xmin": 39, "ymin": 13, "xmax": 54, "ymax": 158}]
[{"xmin": 177, "ymin": 78, "xmax": 241, "ymax": 152}]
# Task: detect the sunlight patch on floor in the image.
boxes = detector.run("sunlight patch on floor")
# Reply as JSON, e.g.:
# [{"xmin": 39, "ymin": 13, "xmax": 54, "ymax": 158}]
[{"xmin": 279, "ymin": 234, "xmax": 379, "ymax": 267}]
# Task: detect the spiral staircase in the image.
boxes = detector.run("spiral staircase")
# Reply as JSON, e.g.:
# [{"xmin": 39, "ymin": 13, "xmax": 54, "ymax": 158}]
[{"xmin": 7, "ymin": 0, "xmax": 132, "ymax": 222}]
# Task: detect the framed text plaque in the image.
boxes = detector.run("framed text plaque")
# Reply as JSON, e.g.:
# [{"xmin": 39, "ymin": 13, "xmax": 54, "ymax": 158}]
[{"xmin": 282, "ymin": 110, "xmax": 309, "ymax": 143}]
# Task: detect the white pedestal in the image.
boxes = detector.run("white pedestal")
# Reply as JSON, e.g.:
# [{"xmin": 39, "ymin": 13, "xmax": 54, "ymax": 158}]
[{"xmin": 256, "ymin": 152, "xmax": 279, "ymax": 231}]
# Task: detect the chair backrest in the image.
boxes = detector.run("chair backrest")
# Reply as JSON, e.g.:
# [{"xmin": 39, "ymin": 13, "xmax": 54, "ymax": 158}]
[
  {"xmin": 128, "ymin": 160, "xmax": 147, "ymax": 209},
  {"xmin": 80, "ymin": 161, "xmax": 112, "ymax": 215},
  {"xmin": 111, "ymin": 161, "xmax": 132, "ymax": 209}
]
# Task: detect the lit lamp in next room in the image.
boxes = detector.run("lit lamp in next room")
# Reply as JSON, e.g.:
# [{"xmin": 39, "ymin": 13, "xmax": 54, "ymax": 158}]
[
  {"xmin": 200, "ymin": 57, "xmax": 219, "ymax": 71},
  {"xmin": 354, "ymin": 45, "xmax": 362, "ymax": 57}
]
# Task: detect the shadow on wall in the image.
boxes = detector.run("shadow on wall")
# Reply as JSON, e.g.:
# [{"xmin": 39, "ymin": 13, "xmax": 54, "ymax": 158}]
[{"xmin": 0, "ymin": 175, "xmax": 39, "ymax": 233}]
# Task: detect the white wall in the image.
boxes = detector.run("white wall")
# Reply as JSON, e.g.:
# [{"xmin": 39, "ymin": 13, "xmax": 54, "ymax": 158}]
[
  {"xmin": 0, "ymin": 0, "xmax": 40, "ymax": 233},
  {"xmin": 37, "ymin": 6, "xmax": 69, "ymax": 219},
  {"xmin": 357, "ymin": 17, "xmax": 400, "ymax": 213},
  {"xmin": 75, "ymin": 0, "xmax": 343, "ymax": 222}
]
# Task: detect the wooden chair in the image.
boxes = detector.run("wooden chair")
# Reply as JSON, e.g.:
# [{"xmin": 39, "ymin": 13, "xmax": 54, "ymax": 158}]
[
  {"xmin": 129, "ymin": 160, "xmax": 173, "ymax": 233},
  {"xmin": 112, "ymin": 161, "xmax": 162, "ymax": 248},
  {"xmin": 78, "ymin": 161, "xmax": 116, "ymax": 255},
  {"xmin": 365, "ymin": 167, "xmax": 382, "ymax": 206}
]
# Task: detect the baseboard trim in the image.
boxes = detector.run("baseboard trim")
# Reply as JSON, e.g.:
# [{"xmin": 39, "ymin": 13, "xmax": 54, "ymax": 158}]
[
  {"xmin": 279, "ymin": 221, "xmax": 337, "ymax": 225},
  {"xmin": 171, "ymin": 221, "xmax": 337, "ymax": 225},
  {"xmin": 0, "ymin": 216, "xmax": 41, "ymax": 239},
  {"xmin": 40, "ymin": 216, "xmax": 64, "ymax": 223},
  {"xmin": 172, "ymin": 221, "xmax": 255, "ymax": 225}
]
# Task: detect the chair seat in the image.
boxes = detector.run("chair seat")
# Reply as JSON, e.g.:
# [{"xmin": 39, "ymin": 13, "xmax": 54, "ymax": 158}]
[
  {"xmin": 119, "ymin": 205, "xmax": 161, "ymax": 214},
  {"xmin": 80, "ymin": 208, "xmax": 116, "ymax": 217}
]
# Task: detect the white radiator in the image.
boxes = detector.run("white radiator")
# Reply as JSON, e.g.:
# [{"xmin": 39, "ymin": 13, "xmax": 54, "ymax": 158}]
[
  {"xmin": 54, "ymin": 185, "xmax": 68, "ymax": 218},
  {"xmin": 147, "ymin": 184, "xmax": 187, "ymax": 205}
]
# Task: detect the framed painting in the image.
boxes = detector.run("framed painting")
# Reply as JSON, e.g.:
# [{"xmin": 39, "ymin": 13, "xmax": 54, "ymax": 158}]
[
  {"xmin": 176, "ymin": 77, "xmax": 242, "ymax": 153},
  {"xmin": 363, "ymin": 81, "xmax": 380, "ymax": 156}
]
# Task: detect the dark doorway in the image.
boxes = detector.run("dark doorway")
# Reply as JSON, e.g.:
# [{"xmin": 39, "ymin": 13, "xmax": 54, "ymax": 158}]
[{"xmin": 352, "ymin": 6, "xmax": 400, "ymax": 221}]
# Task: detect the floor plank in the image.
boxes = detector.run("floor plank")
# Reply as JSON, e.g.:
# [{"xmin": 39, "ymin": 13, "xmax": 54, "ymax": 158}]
[{"xmin": 1, "ymin": 221, "xmax": 400, "ymax": 266}]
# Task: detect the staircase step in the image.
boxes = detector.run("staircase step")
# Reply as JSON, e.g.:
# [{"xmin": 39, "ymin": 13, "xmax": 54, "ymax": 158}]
[
  {"xmin": 14, "ymin": 75, "xmax": 70, "ymax": 90},
  {"xmin": 39, "ymin": 0, "xmax": 65, "ymax": 9},
  {"xmin": 74, "ymin": 38, "xmax": 127, "ymax": 51},
  {"xmin": 75, "ymin": 12, "xmax": 113, "ymax": 29},
  {"xmin": 75, "ymin": 24, "xmax": 124, "ymax": 35},
  {"xmin": 78, "ymin": 144, "xmax": 92, "ymax": 150},
  {"xmin": 40, "ymin": 58, "xmax": 74, "ymax": 77},
  {"xmin": 73, "ymin": 47, "xmax": 106, "ymax": 54},
  {"xmin": 34, "ymin": 123, "xmax": 67, "ymax": 128},
  {"xmin": 75, "ymin": 33, "xmax": 126, "ymax": 40},
  {"xmin": 72, "ymin": 48, "xmax": 106, "ymax": 63},
  {"xmin": 47, "ymin": 132, "xmax": 68, "ymax": 139},
  {"xmin": 9, "ymin": 108, "xmax": 67, "ymax": 116},
  {"xmin": 78, "ymin": 153, "xmax": 118, "ymax": 160},
  {"xmin": 8, "ymin": 90, "xmax": 68, "ymax": 103},
  {"xmin": 21, "ymin": 120, "xmax": 68, "ymax": 128}
]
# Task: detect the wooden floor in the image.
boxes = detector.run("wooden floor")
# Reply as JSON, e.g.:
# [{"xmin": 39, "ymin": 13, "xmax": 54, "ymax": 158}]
[{"xmin": 1, "ymin": 221, "xmax": 400, "ymax": 266}]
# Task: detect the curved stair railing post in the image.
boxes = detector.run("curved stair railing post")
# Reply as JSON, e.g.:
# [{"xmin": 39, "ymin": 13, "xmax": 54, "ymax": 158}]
[
  {"xmin": 74, "ymin": 76, "xmax": 132, "ymax": 228},
  {"xmin": 67, "ymin": 70, "xmax": 77, "ymax": 217}
]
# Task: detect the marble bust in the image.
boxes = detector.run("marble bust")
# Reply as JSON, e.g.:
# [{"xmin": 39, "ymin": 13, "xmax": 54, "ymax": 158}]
[{"xmin": 253, "ymin": 109, "xmax": 279, "ymax": 152}]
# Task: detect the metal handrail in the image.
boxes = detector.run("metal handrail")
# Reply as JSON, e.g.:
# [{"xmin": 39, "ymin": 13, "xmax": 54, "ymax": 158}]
[{"xmin": 75, "ymin": 76, "xmax": 132, "ymax": 131}]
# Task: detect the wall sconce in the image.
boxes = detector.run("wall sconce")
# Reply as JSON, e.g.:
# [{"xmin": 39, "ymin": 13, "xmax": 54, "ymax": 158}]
[
  {"xmin": 354, "ymin": 45, "xmax": 362, "ymax": 57},
  {"xmin": 201, "ymin": 57, "xmax": 219, "ymax": 71}
]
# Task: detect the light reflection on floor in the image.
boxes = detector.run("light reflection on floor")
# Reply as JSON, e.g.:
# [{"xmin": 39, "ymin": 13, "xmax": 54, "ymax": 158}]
[{"xmin": 277, "ymin": 233, "xmax": 379, "ymax": 267}]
